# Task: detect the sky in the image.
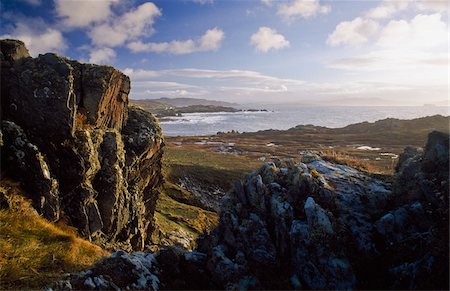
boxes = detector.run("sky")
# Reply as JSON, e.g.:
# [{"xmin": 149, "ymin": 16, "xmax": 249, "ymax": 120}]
[{"xmin": 1, "ymin": 0, "xmax": 448, "ymax": 105}]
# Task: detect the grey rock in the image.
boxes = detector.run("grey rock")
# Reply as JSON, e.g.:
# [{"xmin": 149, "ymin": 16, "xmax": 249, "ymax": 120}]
[
  {"xmin": 304, "ymin": 196, "xmax": 333, "ymax": 235},
  {"xmin": 58, "ymin": 250, "xmax": 159, "ymax": 290}
]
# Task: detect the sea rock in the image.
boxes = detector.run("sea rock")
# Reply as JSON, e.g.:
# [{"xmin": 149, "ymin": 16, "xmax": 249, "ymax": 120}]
[{"xmin": 0, "ymin": 39, "xmax": 163, "ymax": 250}]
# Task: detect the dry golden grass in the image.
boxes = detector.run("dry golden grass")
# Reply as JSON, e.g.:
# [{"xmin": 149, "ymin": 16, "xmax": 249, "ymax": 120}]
[
  {"xmin": 0, "ymin": 180, "xmax": 109, "ymax": 290},
  {"xmin": 321, "ymin": 151, "xmax": 381, "ymax": 173}
]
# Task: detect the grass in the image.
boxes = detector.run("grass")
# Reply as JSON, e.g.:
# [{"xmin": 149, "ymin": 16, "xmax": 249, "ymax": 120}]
[
  {"xmin": 0, "ymin": 180, "xmax": 109, "ymax": 290},
  {"xmin": 156, "ymin": 188, "xmax": 218, "ymax": 234},
  {"xmin": 166, "ymin": 116, "xmax": 450, "ymax": 176},
  {"xmin": 163, "ymin": 144, "xmax": 261, "ymax": 192},
  {"xmin": 321, "ymin": 151, "xmax": 382, "ymax": 173},
  {"xmin": 153, "ymin": 143, "xmax": 261, "ymax": 248},
  {"xmin": 154, "ymin": 187, "xmax": 218, "ymax": 249}
]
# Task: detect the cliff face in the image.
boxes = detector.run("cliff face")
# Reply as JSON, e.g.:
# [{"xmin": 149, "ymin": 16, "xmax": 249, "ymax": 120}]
[{"xmin": 0, "ymin": 39, "xmax": 164, "ymax": 250}]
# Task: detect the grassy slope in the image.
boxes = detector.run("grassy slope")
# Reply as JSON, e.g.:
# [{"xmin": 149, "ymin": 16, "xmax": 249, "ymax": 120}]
[
  {"xmin": 0, "ymin": 180, "xmax": 109, "ymax": 290},
  {"xmin": 163, "ymin": 144, "xmax": 261, "ymax": 191},
  {"xmin": 153, "ymin": 144, "xmax": 262, "ymax": 247}
]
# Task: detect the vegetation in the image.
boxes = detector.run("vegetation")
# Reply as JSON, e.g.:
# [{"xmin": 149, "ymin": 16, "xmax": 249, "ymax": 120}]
[
  {"xmin": 163, "ymin": 144, "xmax": 261, "ymax": 192},
  {"xmin": 321, "ymin": 151, "xmax": 381, "ymax": 173},
  {"xmin": 0, "ymin": 180, "xmax": 108, "ymax": 290},
  {"xmin": 155, "ymin": 189, "xmax": 218, "ymax": 237},
  {"xmin": 153, "ymin": 143, "xmax": 262, "ymax": 246}
]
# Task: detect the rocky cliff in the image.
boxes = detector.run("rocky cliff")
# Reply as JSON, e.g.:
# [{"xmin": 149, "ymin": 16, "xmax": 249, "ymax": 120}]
[
  {"xmin": 56, "ymin": 131, "xmax": 449, "ymax": 290},
  {"xmin": 0, "ymin": 39, "xmax": 164, "ymax": 250}
]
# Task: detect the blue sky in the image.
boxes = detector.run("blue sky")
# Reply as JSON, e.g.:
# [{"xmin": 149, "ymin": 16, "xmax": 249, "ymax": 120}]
[{"xmin": 1, "ymin": 0, "xmax": 448, "ymax": 105}]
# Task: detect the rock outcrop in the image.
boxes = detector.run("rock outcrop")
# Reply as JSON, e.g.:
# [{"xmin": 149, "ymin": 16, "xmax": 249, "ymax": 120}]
[
  {"xmin": 51, "ymin": 131, "xmax": 448, "ymax": 290},
  {"xmin": 0, "ymin": 39, "xmax": 164, "ymax": 250},
  {"xmin": 71, "ymin": 132, "xmax": 446, "ymax": 290},
  {"xmin": 191, "ymin": 131, "xmax": 448, "ymax": 290}
]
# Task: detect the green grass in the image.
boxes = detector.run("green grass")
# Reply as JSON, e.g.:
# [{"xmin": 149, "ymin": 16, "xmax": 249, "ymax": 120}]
[
  {"xmin": 156, "ymin": 190, "xmax": 218, "ymax": 234},
  {"xmin": 0, "ymin": 180, "xmax": 108, "ymax": 290},
  {"xmin": 153, "ymin": 144, "xmax": 262, "ymax": 247},
  {"xmin": 154, "ymin": 188, "xmax": 218, "ymax": 249},
  {"xmin": 163, "ymin": 144, "xmax": 262, "ymax": 192}
]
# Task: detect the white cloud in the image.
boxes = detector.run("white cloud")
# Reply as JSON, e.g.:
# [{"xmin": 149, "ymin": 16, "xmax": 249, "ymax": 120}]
[
  {"xmin": 365, "ymin": 0, "xmax": 410, "ymax": 19},
  {"xmin": 277, "ymin": 0, "xmax": 330, "ymax": 22},
  {"xmin": 327, "ymin": 13, "xmax": 448, "ymax": 98},
  {"xmin": 0, "ymin": 19, "xmax": 67, "ymax": 56},
  {"xmin": 55, "ymin": 0, "xmax": 118, "ymax": 28},
  {"xmin": 88, "ymin": 2, "xmax": 161, "ymax": 47},
  {"xmin": 127, "ymin": 28, "xmax": 225, "ymax": 54},
  {"xmin": 123, "ymin": 68, "xmax": 160, "ymax": 79},
  {"xmin": 377, "ymin": 13, "xmax": 448, "ymax": 49},
  {"xmin": 416, "ymin": 0, "xmax": 449, "ymax": 13},
  {"xmin": 328, "ymin": 51, "xmax": 448, "ymax": 71},
  {"xmin": 250, "ymin": 27, "xmax": 290, "ymax": 53},
  {"xmin": 167, "ymin": 68, "xmax": 303, "ymax": 84},
  {"xmin": 199, "ymin": 28, "xmax": 225, "ymax": 51},
  {"xmin": 124, "ymin": 67, "xmax": 305, "ymax": 100},
  {"xmin": 133, "ymin": 81, "xmax": 199, "ymax": 89},
  {"xmin": 88, "ymin": 47, "xmax": 116, "ymax": 64},
  {"xmin": 219, "ymin": 84, "xmax": 289, "ymax": 94},
  {"xmin": 327, "ymin": 17, "xmax": 379, "ymax": 46}
]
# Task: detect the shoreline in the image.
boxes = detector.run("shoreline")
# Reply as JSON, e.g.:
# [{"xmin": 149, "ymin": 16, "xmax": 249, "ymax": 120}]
[{"xmin": 161, "ymin": 113, "xmax": 450, "ymax": 137}]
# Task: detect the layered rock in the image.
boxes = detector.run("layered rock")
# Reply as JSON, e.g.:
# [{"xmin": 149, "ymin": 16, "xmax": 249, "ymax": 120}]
[{"xmin": 0, "ymin": 39, "xmax": 163, "ymax": 250}]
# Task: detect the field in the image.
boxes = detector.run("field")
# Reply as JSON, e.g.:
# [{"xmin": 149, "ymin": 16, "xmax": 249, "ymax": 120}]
[{"xmin": 165, "ymin": 115, "xmax": 449, "ymax": 175}]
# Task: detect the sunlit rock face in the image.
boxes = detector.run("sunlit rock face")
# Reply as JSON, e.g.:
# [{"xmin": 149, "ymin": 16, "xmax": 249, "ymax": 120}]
[{"xmin": 0, "ymin": 39, "xmax": 164, "ymax": 251}]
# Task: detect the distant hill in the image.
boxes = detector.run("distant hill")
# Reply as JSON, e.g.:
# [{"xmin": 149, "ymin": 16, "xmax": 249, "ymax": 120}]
[
  {"xmin": 235, "ymin": 115, "xmax": 450, "ymax": 149},
  {"xmin": 130, "ymin": 98, "xmax": 240, "ymax": 117},
  {"xmin": 289, "ymin": 115, "xmax": 450, "ymax": 135}
]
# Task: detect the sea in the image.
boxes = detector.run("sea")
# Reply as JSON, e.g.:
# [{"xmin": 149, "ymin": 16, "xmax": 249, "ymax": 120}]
[{"xmin": 159, "ymin": 105, "xmax": 450, "ymax": 136}]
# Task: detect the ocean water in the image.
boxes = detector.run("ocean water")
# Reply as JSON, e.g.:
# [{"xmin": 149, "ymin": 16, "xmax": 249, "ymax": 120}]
[{"xmin": 160, "ymin": 105, "xmax": 450, "ymax": 136}]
